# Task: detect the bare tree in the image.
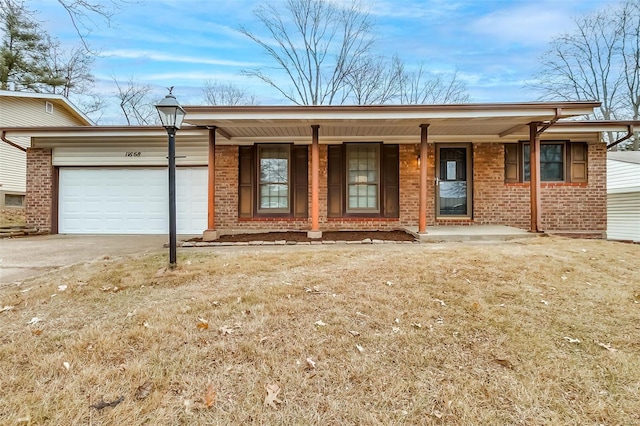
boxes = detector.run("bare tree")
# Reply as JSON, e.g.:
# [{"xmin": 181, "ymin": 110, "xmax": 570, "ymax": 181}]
[
  {"xmin": 620, "ymin": 0, "xmax": 640, "ymax": 149},
  {"xmin": 532, "ymin": 1, "xmax": 640, "ymax": 149},
  {"xmin": 55, "ymin": 0, "xmax": 131, "ymax": 52},
  {"xmin": 202, "ymin": 80, "xmax": 259, "ymax": 105},
  {"xmin": 239, "ymin": 0, "xmax": 374, "ymax": 105},
  {"xmin": 39, "ymin": 37, "xmax": 95, "ymax": 97},
  {"xmin": 346, "ymin": 54, "xmax": 402, "ymax": 105},
  {"xmin": 397, "ymin": 64, "xmax": 470, "ymax": 104},
  {"xmin": 113, "ymin": 77, "xmax": 158, "ymax": 125}
]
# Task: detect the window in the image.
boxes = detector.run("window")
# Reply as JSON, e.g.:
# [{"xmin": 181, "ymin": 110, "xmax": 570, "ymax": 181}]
[
  {"xmin": 45, "ymin": 101, "xmax": 53, "ymax": 114},
  {"xmin": 505, "ymin": 141, "xmax": 588, "ymax": 183},
  {"xmin": 523, "ymin": 143, "xmax": 564, "ymax": 181},
  {"xmin": 258, "ymin": 145, "xmax": 289, "ymax": 212},
  {"xmin": 238, "ymin": 144, "xmax": 308, "ymax": 218},
  {"xmin": 4, "ymin": 194, "xmax": 25, "ymax": 207},
  {"xmin": 327, "ymin": 143, "xmax": 399, "ymax": 218},
  {"xmin": 346, "ymin": 144, "xmax": 379, "ymax": 212}
]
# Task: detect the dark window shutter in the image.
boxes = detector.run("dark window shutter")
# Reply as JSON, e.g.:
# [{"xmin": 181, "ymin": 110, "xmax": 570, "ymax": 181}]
[
  {"xmin": 327, "ymin": 144, "xmax": 343, "ymax": 217},
  {"xmin": 382, "ymin": 144, "xmax": 399, "ymax": 218},
  {"xmin": 569, "ymin": 142, "xmax": 588, "ymax": 183},
  {"xmin": 504, "ymin": 144, "xmax": 519, "ymax": 182},
  {"xmin": 238, "ymin": 146, "xmax": 254, "ymax": 218},
  {"xmin": 292, "ymin": 145, "xmax": 308, "ymax": 217}
]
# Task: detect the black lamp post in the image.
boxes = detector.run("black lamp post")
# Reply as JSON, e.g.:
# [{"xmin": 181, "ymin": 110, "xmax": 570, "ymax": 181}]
[{"xmin": 155, "ymin": 88, "xmax": 186, "ymax": 267}]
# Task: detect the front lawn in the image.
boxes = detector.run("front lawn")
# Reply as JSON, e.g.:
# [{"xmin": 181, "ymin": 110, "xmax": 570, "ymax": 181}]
[{"xmin": 1, "ymin": 237, "xmax": 639, "ymax": 424}]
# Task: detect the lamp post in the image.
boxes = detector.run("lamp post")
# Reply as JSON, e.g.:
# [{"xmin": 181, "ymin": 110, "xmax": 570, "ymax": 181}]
[{"xmin": 155, "ymin": 88, "xmax": 186, "ymax": 267}]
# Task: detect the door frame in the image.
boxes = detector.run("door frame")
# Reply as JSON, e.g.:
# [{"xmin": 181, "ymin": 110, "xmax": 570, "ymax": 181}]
[{"xmin": 435, "ymin": 143, "xmax": 473, "ymax": 219}]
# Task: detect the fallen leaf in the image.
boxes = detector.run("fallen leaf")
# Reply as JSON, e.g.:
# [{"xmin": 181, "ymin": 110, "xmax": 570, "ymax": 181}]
[
  {"xmin": 90, "ymin": 396, "xmax": 124, "ymax": 410},
  {"xmin": 219, "ymin": 326, "xmax": 234, "ymax": 336},
  {"xmin": 386, "ymin": 281, "xmax": 393, "ymax": 286},
  {"xmin": 356, "ymin": 344, "xmax": 364, "ymax": 352},
  {"xmin": 563, "ymin": 336, "xmax": 581, "ymax": 344},
  {"xmin": 27, "ymin": 317, "xmax": 42, "ymax": 325},
  {"xmin": 348, "ymin": 330, "xmax": 360, "ymax": 336},
  {"xmin": 143, "ymin": 321, "xmax": 150, "ymax": 328},
  {"xmin": 135, "ymin": 381, "xmax": 153, "ymax": 400},
  {"xmin": 314, "ymin": 320, "xmax": 326, "ymax": 327},
  {"xmin": 62, "ymin": 361, "xmax": 70, "ymax": 371},
  {"xmin": 597, "ymin": 342, "xmax": 619, "ymax": 352},
  {"xmin": 31, "ymin": 329, "xmax": 43, "ymax": 336},
  {"xmin": 561, "ymin": 275, "xmax": 567, "ymax": 281},
  {"xmin": 411, "ymin": 323, "xmax": 422, "ymax": 329},
  {"xmin": 392, "ymin": 327, "xmax": 400, "ymax": 333},
  {"xmin": 197, "ymin": 318, "xmax": 209, "ymax": 330},
  {"xmin": 434, "ymin": 299, "xmax": 446, "ymax": 306},
  {"xmin": 264, "ymin": 383, "xmax": 282, "ymax": 409},
  {"xmin": 306, "ymin": 357, "xmax": 316, "ymax": 369},
  {"xmin": 204, "ymin": 383, "xmax": 216, "ymax": 407},
  {"xmin": 432, "ymin": 410, "xmax": 443, "ymax": 419},
  {"xmin": 57, "ymin": 285, "xmax": 68, "ymax": 292},
  {"xmin": 540, "ymin": 300, "xmax": 549, "ymax": 305},
  {"xmin": 0, "ymin": 305, "xmax": 15, "ymax": 313},
  {"xmin": 494, "ymin": 358, "xmax": 514, "ymax": 369}
]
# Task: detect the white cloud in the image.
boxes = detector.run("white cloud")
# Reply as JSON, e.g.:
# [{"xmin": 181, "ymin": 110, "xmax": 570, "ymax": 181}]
[{"xmin": 98, "ymin": 49, "xmax": 261, "ymax": 67}]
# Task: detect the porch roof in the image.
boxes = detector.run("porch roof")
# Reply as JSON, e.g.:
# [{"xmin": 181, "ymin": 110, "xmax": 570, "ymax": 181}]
[{"xmin": 5, "ymin": 101, "xmax": 634, "ymax": 146}]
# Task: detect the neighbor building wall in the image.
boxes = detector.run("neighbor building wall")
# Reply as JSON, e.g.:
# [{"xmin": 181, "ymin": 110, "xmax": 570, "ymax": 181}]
[{"xmin": 25, "ymin": 148, "xmax": 54, "ymax": 231}]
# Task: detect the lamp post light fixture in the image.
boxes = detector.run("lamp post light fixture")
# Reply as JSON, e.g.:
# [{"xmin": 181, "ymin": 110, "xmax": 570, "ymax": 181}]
[{"xmin": 155, "ymin": 87, "xmax": 186, "ymax": 268}]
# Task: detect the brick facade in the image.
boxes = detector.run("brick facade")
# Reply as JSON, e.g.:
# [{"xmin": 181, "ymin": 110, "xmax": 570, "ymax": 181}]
[
  {"xmin": 26, "ymin": 147, "xmax": 53, "ymax": 231},
  {"xmin": 26, "ymin": 141, "xmax": 607, "ymax": 236},
  {"xmin": 472, "ymin": 142, "xmax": 606, "ymax": 233}
]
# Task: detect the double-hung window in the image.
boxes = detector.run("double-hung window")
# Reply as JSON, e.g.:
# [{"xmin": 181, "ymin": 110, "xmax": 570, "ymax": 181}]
[
  {"xmin": 505, "ymin": 141, "xmax": 587, "ymax": 183},
  {"xmin": 258, "ymin": 145, "xmax": 290, "ymax": 212},
  {"xmin": 346, "ymin": 144, "xmax": 380, "ymax": 212},
  {"xmin": 238, "ymin": 144, "xmax": 308, "ymax": 218},
  {"xmin": 523, "ymin": 143, "xmax": 564, "ymax": 181}
]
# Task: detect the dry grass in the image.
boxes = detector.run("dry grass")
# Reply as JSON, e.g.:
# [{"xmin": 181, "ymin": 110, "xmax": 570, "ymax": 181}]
[
  {"xmin": 1, "ymin": 237, "xmax": 639, "ymax": 425},
  {"xmin": 0, "ymin": 208, "xmax": 26, "ymax": 227}
]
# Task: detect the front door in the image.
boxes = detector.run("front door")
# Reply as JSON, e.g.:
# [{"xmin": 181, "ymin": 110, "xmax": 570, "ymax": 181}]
[{"xmin": 436, "ymin": 145, "xmax": 472, "ymax": 218}]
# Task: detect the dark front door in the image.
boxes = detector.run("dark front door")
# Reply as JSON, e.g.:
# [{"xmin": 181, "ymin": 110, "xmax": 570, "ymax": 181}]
[{"xmin": 436, "ymin": 145, "xmax": 472, "ymax": 217}]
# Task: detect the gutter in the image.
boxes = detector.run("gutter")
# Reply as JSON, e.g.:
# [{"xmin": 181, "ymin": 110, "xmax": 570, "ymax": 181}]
[
  {"xmin": 607, "ymin": 125, "xmax": 635, "ymax": 149},
  {"xmin": 1, "ymin": 130, "xmax": 27, "ymax": 152}
]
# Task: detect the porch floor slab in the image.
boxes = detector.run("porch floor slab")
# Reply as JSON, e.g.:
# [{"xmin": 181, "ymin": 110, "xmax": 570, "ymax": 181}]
[{"xmin": 404, "ymin": 225, "xmax": 538, "ymax": 242}]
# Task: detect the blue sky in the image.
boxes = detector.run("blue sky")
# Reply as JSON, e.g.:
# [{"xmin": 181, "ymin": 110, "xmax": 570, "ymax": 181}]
[{"xmin": 35, "ymin": 0, "xmax": 618, "ymax": 123}]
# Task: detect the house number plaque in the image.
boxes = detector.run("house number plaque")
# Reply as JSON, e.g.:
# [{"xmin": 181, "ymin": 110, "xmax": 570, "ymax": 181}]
[{"xmin": 125, "ymin": 152, "xmax": 142, "ymax": 157}]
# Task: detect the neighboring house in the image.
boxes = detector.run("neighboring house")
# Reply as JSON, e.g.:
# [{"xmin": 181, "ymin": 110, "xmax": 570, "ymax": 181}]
[
  {"xmin": 0, "ymin": 90, "xmax": 92, "ymax": 209},
  {"xmin": 2, "ymin": 101, "xmax": 638, "ymax": 238},
  {"xmin": 607, "ymin": 151, "xmax": 640, "ymax": 242}
]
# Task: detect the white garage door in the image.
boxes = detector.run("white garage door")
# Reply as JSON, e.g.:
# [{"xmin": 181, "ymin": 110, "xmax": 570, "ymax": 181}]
[{"xmin": 58, "ymin": 168, "xmax": 207, "ymax": 234}]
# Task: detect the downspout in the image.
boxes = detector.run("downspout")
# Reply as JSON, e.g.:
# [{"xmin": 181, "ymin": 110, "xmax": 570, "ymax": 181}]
[
  {"xmin": 607, "ymin": 125, "xmax": 634, "ymax": 149},
  {"xmin": 1, "ymin": 131, "xmax": 27, "ymax": 152},
  {"xmin": 537, "ymin": 108, "xmax": 562, "ymax": 135}
]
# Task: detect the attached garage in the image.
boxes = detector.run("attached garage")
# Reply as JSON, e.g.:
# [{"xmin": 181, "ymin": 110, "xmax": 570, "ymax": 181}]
[
  {"xmin": 58, "ymin": 167, "xmax": 207, "ymax": 234},
  {"xmin": 607, "ymin": 152, "xmax": 640, "ymax": 243}
]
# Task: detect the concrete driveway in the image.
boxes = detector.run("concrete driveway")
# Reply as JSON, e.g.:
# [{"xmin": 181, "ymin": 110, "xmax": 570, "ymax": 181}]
[{"xmin": 0, "ymin": 235, "xmax": 168, "ymax": 286}]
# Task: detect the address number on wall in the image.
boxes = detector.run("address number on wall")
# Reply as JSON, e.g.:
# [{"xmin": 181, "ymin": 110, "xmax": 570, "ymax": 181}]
[{"xmin": 125, "ymin": 152, "xmax": 142, "ymax": 157}]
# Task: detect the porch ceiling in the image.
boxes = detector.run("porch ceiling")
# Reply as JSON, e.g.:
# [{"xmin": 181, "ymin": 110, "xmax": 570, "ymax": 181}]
[{"xmin": 182, "ymin": 102, "xmax": 599, "ymax": 143}]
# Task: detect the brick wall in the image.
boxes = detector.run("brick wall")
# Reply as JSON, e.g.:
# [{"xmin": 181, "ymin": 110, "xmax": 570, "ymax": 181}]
[
  {"xmin": 26, "ymin": 148, "xmax": 53, "ymax": 231},
  {"xmin": 212, "ymin": 142, "xmax": 606, "ymax": 234},
  {"xmin": 472, "ymin": 142, "xmax": 606, "ymax": 232}
]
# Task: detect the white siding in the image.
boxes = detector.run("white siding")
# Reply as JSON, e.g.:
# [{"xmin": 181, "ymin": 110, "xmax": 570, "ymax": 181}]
[
  {"xmin": 607, "ymin": 158, "xmax": 640, "ymax": 242},
  {"xmin": 607, "ymin": 159, "xmax": 640, "ymax": 194},
  {"xmin": 607, "ymin": 192, "xmax": 640, "ymax": 242},
  {"xmin": 0, "ymin": 96, "xmax": 88, "ymax": 195},
  {"xmin": 53, "ymin": 145, "xmax": 208, "ymax": 166}
]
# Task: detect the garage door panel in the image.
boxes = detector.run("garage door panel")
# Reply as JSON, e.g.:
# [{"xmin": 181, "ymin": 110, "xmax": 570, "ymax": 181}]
[{"xmin": 59, "ymin": 168, "xmax": 207, "ymax": 234}]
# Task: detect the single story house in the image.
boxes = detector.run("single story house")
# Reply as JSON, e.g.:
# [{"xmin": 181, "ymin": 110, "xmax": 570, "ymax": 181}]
[
  {"xmin": 607, "ymin": 151, "xmax": 640, "ymax": 242},
  {"xmin": 2, "ymin": 102, "xmax": 637, "ymax": 239},
  {"xmin": 0, "ymin": 90, "xmax": 92, "ymax": 208}
]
